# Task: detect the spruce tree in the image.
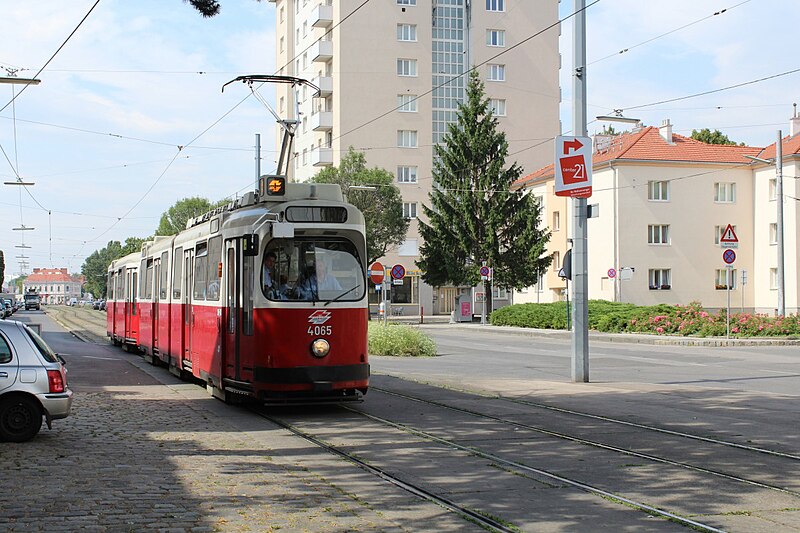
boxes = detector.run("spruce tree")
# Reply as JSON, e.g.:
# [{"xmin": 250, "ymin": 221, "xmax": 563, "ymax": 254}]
[{"xmin": 417, "ymin": 71, "xmax": 551, "ymax": 311}]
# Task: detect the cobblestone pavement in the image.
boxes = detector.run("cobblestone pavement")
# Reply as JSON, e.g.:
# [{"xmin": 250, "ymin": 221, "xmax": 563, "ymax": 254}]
[{"xmin": 2, "ymin": 311, "xmax": 465, "ymax": 532}]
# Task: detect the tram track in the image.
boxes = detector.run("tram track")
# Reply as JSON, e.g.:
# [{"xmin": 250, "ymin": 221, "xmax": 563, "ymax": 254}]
[
  {"xmin": 260, "ymin": 405, "xmax": 727, "ymax": 533},
  {"xmin": 370, "ymin": 386, "xmax": 800, "ymax": 499},
  {"xmin": 43, "ymin": 307, "xmax": 108, "ymax": 344}
]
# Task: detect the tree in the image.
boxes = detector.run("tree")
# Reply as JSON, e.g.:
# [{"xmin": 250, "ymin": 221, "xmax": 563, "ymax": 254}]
[
  {"xmin": 0, "ymin": 250, "xmax": 5, "ymax": 290},
  {"xmin": 156, "ymin": 197, "xmax": 225, "ymax": 236},
  {"xmin": 417, "ymin": 70, "xmax": 551, "ymax": 311},
  {"xmin": 185, "ymin": 0, "xmax": 262, "ymax": 17},
  {"xmin": 312, "ymin": 148, "xmax": 409, "ymax": 264},
  {"xmin": 691, "ymin": 128, "xmax": 744, "ymax": 146}
]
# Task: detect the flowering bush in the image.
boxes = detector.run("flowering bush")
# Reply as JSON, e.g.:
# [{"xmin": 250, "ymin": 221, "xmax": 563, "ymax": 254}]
[{"xmin": 490, "ymin": 300, "xmax": 800, "ymax": 338}]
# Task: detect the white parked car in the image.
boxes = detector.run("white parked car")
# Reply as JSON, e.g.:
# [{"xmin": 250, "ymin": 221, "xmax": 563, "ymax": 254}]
[{"xmin": 0, "ymin": 320, "xmax": 73, "ymax": 442}]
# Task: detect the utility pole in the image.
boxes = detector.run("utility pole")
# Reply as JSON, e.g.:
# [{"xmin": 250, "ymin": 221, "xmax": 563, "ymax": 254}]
[
  {"xmin": 571, "ymin": 0, "xmax": 589, "ymax": 382},
  {"xmin": 776, "ymin": 130, "xmax": 785, "ymax": 316},
  {"xmin": 255, "ymin": 133, "xmax": 261, "ymax": 193}
]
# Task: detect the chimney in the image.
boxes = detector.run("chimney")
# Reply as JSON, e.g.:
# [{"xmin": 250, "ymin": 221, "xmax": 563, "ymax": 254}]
[
  {"xmin": 791, "ymin": 103, "xmax": 800, "ymax": 137},
  {"xmin": 659, "ymin": 119, "xmax": 674, "ymax": 144}
]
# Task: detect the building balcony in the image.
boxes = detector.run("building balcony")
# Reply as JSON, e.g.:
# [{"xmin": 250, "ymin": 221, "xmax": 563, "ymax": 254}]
[
  {"xmin": 312, "ymin": 111, "xmax": 333, "ymax": 131},
  {"xmin": 311, "ymin": 75, "xmax": 332, "ymax": 97},
  {"xmin": 311, "ymin": 40, "xmax": 333, "ymax": 62},
  {"xmin": 311, "ymin": 3, "xmax": 333, "ymax": 28},
  {"xmin": 312, "ymin": 147, "xmax": 333, "ymax": 167}
]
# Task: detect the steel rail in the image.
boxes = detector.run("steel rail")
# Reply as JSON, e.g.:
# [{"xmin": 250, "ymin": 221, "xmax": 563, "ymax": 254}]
[
  {"xmin": 373, "ymin": 386, "xmax": 800, "ymax": 498},
  {"xmin": 340, "ymin": 404, "xmax": 726, "ymax": 533},
  {"xmin": 254, "ymin": 410, "xmax": 519, "ymax": 533}
]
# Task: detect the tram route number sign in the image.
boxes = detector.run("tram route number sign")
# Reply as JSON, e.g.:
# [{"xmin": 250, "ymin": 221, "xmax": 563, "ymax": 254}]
[
  {"xmin": 369, "ymin": 262, "xmax": 385, "ymax": 285},
  {"xmin": 555, "ymin": 135, "xmax": 592, "ymax": 198},
  {"xmin": 391, "ymin": 264, "xmax": 406, "ymax": 280}
]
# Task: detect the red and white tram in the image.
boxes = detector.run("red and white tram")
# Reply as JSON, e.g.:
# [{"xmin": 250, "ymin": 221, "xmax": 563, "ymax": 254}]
[{"xmin": 107, "ymin": 182, "xmax": 369, "ymax": 403}]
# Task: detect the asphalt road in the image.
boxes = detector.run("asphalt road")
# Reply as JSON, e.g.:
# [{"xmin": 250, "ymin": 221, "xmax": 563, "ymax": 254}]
[{"xmin": 372, "ymin": 325, "xmax": 800, "ymax": 396}]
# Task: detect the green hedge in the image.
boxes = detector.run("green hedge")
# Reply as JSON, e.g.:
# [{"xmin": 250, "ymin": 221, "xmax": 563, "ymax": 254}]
[
  {"xmin": 368, "ymin": 323, "xmax": 437, "ymax": 356},
  {"xmin": 490, "ymin": 300, "xmax": 800, "ymax": 338}
]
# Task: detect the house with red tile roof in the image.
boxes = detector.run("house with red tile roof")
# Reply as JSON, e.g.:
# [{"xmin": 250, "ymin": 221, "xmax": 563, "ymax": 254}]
[
  {"xmin": 512, "ymin": 117, "xmax": 800, "ymax": 314},
  {"xmin": 23, "ymin": 268, "xmax": 85, "ymax": 305}
]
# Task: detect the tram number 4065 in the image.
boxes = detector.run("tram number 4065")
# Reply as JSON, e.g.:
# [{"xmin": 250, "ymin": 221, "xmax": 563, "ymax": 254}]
[{"xmin": 308, "ymin": 325, "xmax": 332, "ymax": 336}]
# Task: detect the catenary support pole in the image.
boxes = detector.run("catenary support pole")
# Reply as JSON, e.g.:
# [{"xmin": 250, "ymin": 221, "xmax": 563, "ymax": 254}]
[
  {"xmin": 571, "ymin": 0, "xmax": 589, "ymax": 382},
  {"xmin": 255, "ymin": 133, "xmax": 261, "ymax": 192}
]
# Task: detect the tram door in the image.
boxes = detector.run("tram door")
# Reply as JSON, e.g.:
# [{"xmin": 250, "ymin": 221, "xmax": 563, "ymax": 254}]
[
  {"xmin": 223, "ymin": 239, "xmax": 240, "ymax": 381},
  {"xmin": 183, "ymin": 248, "xmax": 194, "ymax": 370},
  {"xmin": 152, "ymin": 258, "xmax": 160, "ymax": 349}
]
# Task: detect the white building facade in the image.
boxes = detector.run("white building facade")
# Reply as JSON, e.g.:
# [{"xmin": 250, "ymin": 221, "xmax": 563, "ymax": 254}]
[
  {"xmin": 269, "ymin": 0, "xmax": 560, "ymax": 315},
  {"xmin": 515, "ymin": 119, "xmax": 800, "ymax": 315}
]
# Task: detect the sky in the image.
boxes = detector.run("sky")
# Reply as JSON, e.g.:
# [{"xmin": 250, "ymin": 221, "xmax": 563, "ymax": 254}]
[{"xmin": 1, "ymin": 0, "xmax": 798, "ymax": 280}]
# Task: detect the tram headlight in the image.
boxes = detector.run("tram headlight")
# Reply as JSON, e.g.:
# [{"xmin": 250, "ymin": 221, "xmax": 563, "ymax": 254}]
[{"xmin": 311, "ymin": 338, "xmax": 330, "ymax": 358}]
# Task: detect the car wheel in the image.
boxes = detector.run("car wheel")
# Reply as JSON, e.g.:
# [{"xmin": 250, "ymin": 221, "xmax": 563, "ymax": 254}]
[{"xmin": 0, "ymin": 395, "xmax": 43, "ymax": 442}]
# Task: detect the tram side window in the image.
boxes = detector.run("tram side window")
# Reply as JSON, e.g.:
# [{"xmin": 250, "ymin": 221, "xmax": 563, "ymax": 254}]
[
  {"xmin": 193, "ymin": 242, "xmax": 208, "ymax": 300},
  {"xmin": 206, "ymin": 236, "xmax": 222, "ymax": 301},
  {"xmin": 172, "ymin": 247, "xmax": 183, "ymax": 299},
  {"xmin": 144, "ymin": 259, "xmax": 154, "ymax": 300},
  {"xmin": 116, "ymin": 270, "xmax": 124, "ymax": 302},
  {"xmin": 108, "ymin": 273, "xmax": 114, "ymax": 301},
  {"xmin": 139, "ymin": 259, "xmax": 148, "ymax": 298},
  {"xmin": 159, "ymin": 251, "xmax": 169, "ymax": 300}
]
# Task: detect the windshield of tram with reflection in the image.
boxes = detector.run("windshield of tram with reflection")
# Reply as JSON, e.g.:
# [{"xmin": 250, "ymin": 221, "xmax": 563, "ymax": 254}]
[{"xmin": 261, "ymin": 238, "xmax": 365, "ymax": 302}]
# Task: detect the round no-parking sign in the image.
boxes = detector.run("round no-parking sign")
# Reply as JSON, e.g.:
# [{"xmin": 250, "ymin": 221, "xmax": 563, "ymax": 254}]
[
  {"xmin": 723, "ymin": 249, "xmax": 736, "ymax": 265},
  {"xmin": 607, "ymin": 268, "xmax": 617, "ymax": 278}
]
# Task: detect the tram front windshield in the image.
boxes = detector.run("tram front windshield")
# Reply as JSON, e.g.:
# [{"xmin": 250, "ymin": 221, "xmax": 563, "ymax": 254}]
[{"xmin": 261, "ymin": 238, "xmax": 365, "ymax": 302}]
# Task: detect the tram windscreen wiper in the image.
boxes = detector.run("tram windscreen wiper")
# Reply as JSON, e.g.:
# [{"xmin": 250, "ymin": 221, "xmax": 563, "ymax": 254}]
[{"xmin": 324, "ymin": 286, "xmax": 359, "ymax": 306}]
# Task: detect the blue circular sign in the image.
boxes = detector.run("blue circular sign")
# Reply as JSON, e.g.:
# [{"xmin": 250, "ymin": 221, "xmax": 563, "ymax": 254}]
[
  {"xmin": 723, "ymin": 249, "xmax": 736, "ymax": 264},
  {"xmin": 391, "ymin": 264, "xmax": 406, "ymax": 280}
]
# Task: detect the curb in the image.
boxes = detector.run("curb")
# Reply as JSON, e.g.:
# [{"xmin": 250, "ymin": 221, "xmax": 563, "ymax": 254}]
[{"xmin": 417, "ymin": 322, "xmax": 800, "ymax": 347}]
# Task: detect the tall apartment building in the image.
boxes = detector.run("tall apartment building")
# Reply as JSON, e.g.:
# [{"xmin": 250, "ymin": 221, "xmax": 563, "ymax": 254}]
[{"xmin": 269, "ymin": 0, "xmax": 560, "ymax": 315}]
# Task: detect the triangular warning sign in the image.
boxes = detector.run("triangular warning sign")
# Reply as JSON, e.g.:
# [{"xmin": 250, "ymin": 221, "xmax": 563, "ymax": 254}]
[{"xmin": 720, "ymin": 224, "xmax": 739, "ymax": 243}]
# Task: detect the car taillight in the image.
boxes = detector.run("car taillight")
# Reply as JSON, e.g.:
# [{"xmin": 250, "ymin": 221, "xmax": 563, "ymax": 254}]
[{"xmin": 47, "ymin": 369, "xmax": 65, "ymax": 393}]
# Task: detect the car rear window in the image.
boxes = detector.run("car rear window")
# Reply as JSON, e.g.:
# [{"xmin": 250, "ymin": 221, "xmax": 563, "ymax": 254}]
[
  {"xmin": 0, "ymin": 334, "xmax": 12, "ymax": 364},
  {"xmin": 23, "ymin": 325, "xmax": 59, "ymax": 363}
]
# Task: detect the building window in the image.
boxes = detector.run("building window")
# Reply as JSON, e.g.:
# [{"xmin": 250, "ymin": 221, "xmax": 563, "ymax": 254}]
[
  {"xmin": 486, "ymin": 29, "xmax": 505, "ymax": 47},
  {"xmin": 715, "ymin": 269, "xmax": 736, "ymax": 290},
  {"xmin": 770, "ymin": 268, "xmax": 778, "ymax": 290},
  {"xmin": 489, "ymin": 98, "xmax": 506, "ymax": 116},
  {"xmin": 486, "ymin": 0, "xmax": 505, "ymax": 11},
  {"xmin": 403, "ymin": 202, "xmax": 418, "ymax": 219},
  {"xmin": 552, "ymin": 211, "xmax": 560, "ymax": 231},
  {"xmin": 279, "ymin": 97, "xmax": 285, "ymax": 114},
  {"xmin": 647, "ymin": 224, "xmax": 670, "ymax": 245},
  {"xmin": 279, "ymin": 36, "xmax": 284, "ymax": 53},
  {"xmin": 649, "ymin": 269, "xmax": 671, "ymax": 290},
  {"xmin": 279, "ymin": 6, "xmax": 284, "ymax": 22},
  {"xmin": 397, "ymin": 94, "xmax": 418, "ymax": 112},
  {"xmin": 397, "ymin": 166, "xmax": 418, "ymax": 183},
  {"xmin": 397, "ymin": 0, "xmax": 416, "ymax": 4},
  {"xmin": 302, "ymin": 148, "xmax": 307, "ymax": 165},
  {"xmin": 397, "ymin": 239, "xmax": 418, "ymax": 256},
  {"xmin": 397, "ymin": 130, "xmax": 418, "ymax": 148},
  {"xmin": 552, "ymin": 251, "xmax": 560, "ymax": 272},
  {"xmin": 648, "ymin": 180, "xmax": 669, "ymax": 201},
  {"xmin": 487, "ymin": 63, "xmax": 505, "ymax": 81},
  {"xmin": 714, "ymin": 182, "xmax": 736, "ymax": 203},
  {"xmin": 714, "ymin": 224, "xmax": 737, "ymax": 245},
  {"xmin": 397, "ymin": 58, "xmax": 418, "ymax": 77},
  {"xmin": 768, "ymin": 178, "xmax": 777, "ymax": 200},
  {"xmin": 397, "ymin": 24, "xmax": 417, "ymax": 42},
  {"xmin": 769, "ymin": 222, "xmax": 778, "ymax": 244}
]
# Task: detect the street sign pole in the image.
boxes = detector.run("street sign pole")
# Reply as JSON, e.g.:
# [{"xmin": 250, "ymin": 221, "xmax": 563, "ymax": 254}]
[
  {"xmin": 572, "ymin": 0, "xmax": 589, "ymax": 382},
  {"xmin": 726, "ymin": 266, "xmax": 732, "ymax": 339}
]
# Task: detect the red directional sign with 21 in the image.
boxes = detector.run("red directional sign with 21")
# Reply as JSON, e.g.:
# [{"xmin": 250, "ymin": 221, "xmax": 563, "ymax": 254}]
[{"xmin": 555, "ymin": 135, "xmax": 592, "ymax": 198}]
